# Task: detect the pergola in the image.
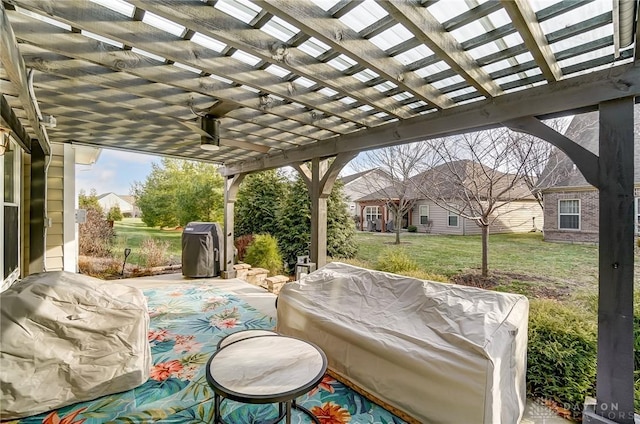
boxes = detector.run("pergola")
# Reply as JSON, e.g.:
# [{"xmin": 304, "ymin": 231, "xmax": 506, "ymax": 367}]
[{"xmin": 1, "ymin": 0, "xmax": 638, "ymax": 422}]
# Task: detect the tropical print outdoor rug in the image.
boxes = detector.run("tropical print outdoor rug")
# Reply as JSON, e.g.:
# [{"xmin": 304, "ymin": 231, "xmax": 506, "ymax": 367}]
[{"xmin": 9, "ymin": 282, "xmax": 407, "ymax": 424}]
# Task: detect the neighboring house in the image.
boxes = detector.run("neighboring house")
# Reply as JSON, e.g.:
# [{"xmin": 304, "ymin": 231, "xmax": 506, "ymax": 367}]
[
  {"xmin": 97, "ymin": 192, "xmax": 139, "ymax": 217},
  {"xmin": 539, "ymin": 106, "xmax": 640, "ymax": 243},
  {"xmin": 357, "ymin": 160, "xmax": 543, "ymax": 235},
  {"xmin": 339, "ymin": 169, "xmax": 393, "ymax": 217}
]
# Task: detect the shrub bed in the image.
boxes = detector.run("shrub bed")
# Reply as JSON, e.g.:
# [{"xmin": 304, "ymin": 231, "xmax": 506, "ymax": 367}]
[{"xmin": 527, "ymin": 299, "xmax": 597, "ymax": 420}]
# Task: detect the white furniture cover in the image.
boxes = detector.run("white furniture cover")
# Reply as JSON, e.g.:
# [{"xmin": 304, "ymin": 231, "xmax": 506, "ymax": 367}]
[
  {"xmin": 277, "ymin": 262, "xmax": 529, "ymax": 424},
  {"xmin": 0, "ymin": 271, "xmax": 151, "ymax": 420}
]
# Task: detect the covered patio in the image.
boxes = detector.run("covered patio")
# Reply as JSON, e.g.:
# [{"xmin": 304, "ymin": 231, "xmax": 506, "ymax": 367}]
[{"xmin": 1, "ymin": 0, "xmax": 639, "ymax": 422}]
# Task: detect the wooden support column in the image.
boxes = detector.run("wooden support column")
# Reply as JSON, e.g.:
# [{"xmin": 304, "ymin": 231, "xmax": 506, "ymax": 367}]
[
  {"xmin": 222, "ymin": 173, "xmax": 245, "ymax": 279},
  {"xmin": 584, "ymin": 97, "xmax": 635, "ymax": 424},
  {"xmin": 29, "ymin": 139, "xmax": 45, "ymax": 274},
  {"xmin": 310, "ymin": 158, "xmax": 328, "ymax": 267},
  {"xmin": 294, "ymin": 152, "xmax": 357, "ymax": 267},
  {"xmin": 505, "ymin": 99, "xmax": 636, "ymax": 423}
]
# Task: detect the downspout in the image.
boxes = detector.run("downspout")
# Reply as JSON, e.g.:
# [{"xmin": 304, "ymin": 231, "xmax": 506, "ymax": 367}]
[
  {"xmin": 27, "ymin": 69, "xmax": 52, "ymax": 271},
  {"xmin": 614, "ymin": 0, "xmax": 637, "ymax": 57}
]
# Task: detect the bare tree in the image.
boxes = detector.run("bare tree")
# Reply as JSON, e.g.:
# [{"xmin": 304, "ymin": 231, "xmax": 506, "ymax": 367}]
[
  {"xmin": 413, "ymin": 129, "xmax": 534, "ymax": 277},
  {"xmin": 351, "ymin": 142, "xmax": 432, "ymax": 244},
  {"xmin": 511, "ymin": 118, "xmax": 575, "ymax": 209}
]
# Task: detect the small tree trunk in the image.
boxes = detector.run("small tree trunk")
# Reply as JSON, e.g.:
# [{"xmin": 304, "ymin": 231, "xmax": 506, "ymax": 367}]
[
  {"xmin": 481, "ymin": 224, "xmax": 489, "ymax": 277},
  {"xmin": 395, "ymin": 214, "xmax": 401, "ymax": 245}
]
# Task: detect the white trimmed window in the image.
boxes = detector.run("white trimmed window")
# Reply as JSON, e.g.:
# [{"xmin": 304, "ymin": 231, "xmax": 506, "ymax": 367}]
[
  {"xmin": 364, "ymin": 206, "xmax": 381, "ymax": 222},
  {"xmin": 448, "ymin": 210, "xmax": 459, "ymax": 227},
  {"xmin": 2, "ymin": 137, "xmax": 21, "ymax": 290},
  {"xmin": 558, "ymin": 199, "xmax": 580, "ymax": 230},
  {"xmin": 635, "ymin": 198, "xmax": 640, "ymax": 234},
  {"xmin": 419, "ymin": 205, "xmax": 430, "ymax": 225}
]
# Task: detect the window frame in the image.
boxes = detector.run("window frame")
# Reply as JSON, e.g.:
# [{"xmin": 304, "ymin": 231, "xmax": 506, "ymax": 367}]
[
  {"xmin": 364, "ymin": 205, "xmax": 381, "ymax": 223},
  {"xmin": 447, "ymin": 210, "xmax": 459, "ymax": 228},
  {"xmin": 2, "ymin": 138, "xmax": 21, "ymax": 290},
  {"xmin": 558, "ymin": 199, "xmax": 581, "ymax": 230},
  {"xmin": 419, "ymin": 204, "xmax": 430, "ymax": 225},
  {"xmin": 635, "ymin": 197, "xmax": 640, "ymax": 234}
]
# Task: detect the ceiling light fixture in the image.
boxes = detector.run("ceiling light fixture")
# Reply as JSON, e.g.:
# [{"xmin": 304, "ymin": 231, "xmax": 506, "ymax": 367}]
[{"xmin": 199, "ymin": 116, "xmax": 220, "ymax": 151}]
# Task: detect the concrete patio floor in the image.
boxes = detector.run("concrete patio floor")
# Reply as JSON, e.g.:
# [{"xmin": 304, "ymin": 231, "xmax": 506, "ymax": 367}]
[{"xmin": 122, "ymin": 272, "xmax": 572, "ymax": 424}]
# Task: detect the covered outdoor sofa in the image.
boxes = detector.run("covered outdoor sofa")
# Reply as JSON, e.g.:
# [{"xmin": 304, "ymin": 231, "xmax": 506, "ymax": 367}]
[{"xmin": 276, "ymin": 262, "xmax": 529, "ymax": 424}]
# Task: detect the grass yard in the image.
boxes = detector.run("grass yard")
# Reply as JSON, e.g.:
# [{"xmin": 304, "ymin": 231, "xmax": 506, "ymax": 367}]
[
  {"xmin": 349, "ymin": 231, "xmax": 610, "ymax": 300},
  {"xmin": 113, "ymin": 218, "xmax": 182, "ymax": 266}
]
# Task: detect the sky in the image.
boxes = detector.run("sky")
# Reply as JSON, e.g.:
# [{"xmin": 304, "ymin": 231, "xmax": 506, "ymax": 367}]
[
  {"xmin": 75, "ymin": 147, "xmax": 364, "ymax": 198},
  {"xmin": 76, "ymin": 149, "xmax": 159, "ymax": 196}
]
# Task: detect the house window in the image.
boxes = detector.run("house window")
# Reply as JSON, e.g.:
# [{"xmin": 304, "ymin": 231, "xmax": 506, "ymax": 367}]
[
  {"xmin": 635, "ymin": 198, "xmax": 640, "ymax": 234},
  {"xmin": 448, "ymin": 210, "xmax": 459, "ymax": 227},
  {"xmin": 419, "ymin": 205, "xmax": 429, "ymax": 225},
  {"xmin": 3, "ymin": 139, "xmax": 20, "ymax": 285},
  {"xmin": 364, "ymin": 206, "xmax": 381, "ymax": 223},
  {"xmin": 558, "ymin": 199, "xmax": 580, "ymax": 230}
]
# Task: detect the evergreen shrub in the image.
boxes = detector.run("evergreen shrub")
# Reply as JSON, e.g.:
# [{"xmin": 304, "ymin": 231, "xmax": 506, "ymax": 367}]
[
  {"xmin": 374, "ymin": 248, "xmax": 418, "ymax": 274},
  {"xmin": 244, "ymin": 234, "xmax": 283, "ymax": 276},
  {"xmin": 527, "ymin": 299, "xmax": 597, "ymax": 419},
  {"xmin": 407, "ymin": 225, "xmax": 417, "ymax": 232}
]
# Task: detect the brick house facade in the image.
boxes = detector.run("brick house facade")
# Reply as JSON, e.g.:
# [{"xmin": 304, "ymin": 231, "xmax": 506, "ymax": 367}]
[
  {"xmin": 542, "ymin": 189, "xmax": 599, "ymax": 243},
  {"xmin": 540, "ymin": 106, "xmax": 639, "ymax": 243}
]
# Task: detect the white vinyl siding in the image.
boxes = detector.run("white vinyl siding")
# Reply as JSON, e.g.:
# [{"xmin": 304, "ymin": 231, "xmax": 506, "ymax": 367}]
[
  {"xmin": 558, "ymin": 199, "xmax": 580, "ymax": 230},
  {"xmin": 45, "ymin": 143, "xmax": 66, "ymax": 271}
]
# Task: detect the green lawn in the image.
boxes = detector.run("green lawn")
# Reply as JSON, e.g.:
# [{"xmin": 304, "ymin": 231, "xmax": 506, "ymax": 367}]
[
  {"xmin": 110, "ymin": 219, "xmax": 636, "ymax": 301},
  {"xmin": 113, "ymin": 218, "xmax": 182, "ymax": 266},
  {"xmin": 350, "ymin": 231, "xmax": 608, "ymax": 299}
]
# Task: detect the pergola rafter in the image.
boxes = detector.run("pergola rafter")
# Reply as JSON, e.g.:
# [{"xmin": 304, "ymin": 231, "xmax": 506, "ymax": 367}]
[
  {"xmin": 380, "ymin": 1, "xmax": 502, "ymax": 98},
  {"xmin": 256, "ymin": 0, "xmax": 455, "ymax": 110},
  {"xmin": 501, "ymin": 0, "xmax": 563, "ymax": 82},
  {"xmin": 1, "ymin": 1, "xmax": 638, "ymax": 420}
]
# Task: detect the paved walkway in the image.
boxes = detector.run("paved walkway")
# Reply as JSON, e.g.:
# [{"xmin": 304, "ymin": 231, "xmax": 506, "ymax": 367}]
[{"xmin": 123, "ymin": 272, "xmax": 573, "ymax": 423}]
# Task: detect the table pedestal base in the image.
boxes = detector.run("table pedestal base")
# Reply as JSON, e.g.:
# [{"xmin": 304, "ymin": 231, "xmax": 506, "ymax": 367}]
[{"xmin": 213, "ymin": 393, "xmax": 321, "ymax": 424}]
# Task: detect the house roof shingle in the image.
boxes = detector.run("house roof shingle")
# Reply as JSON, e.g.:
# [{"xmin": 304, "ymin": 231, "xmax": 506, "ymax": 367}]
[
  {"xmin": 539, "ymin": 105, "xmax": 640, "ymax": 190},
  {"xmin": 358, "ymin": 160, "xmax": 534, "ymax": 202}
]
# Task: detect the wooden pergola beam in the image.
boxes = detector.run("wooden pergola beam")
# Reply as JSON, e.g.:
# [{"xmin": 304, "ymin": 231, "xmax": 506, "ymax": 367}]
[
  {"xmin": 14, "ymin": 0, "xmax": 378, "ymax": 130},
  {"xmin": 256, "ymin": 0, "xmax": 454, "ymax": 110},
  {"xmin": 0, "ymin": 3, "xmax": 49, "ymax": 154},
  {"xmin": 503, "ymin": 116, "xmax": 599, "ymax": 186},
  {"xmin": 380, "ymin": 1, "xmax": 502, "ymax": 99},
  {"xmin": 222, "ymin": 62, "xmax": 640, "ymax": 175},
  {"xmin": 7, "ymin": 10, "xmax": 350, "ymax": 137},
  {"xmin": 127, "ymin": 0, "xmax": 415, "ymax": 120},
  {"xmin": 501, "ymin": 0, "xmax": 563, "ymax": 82},
  {"xmin": 1, "ymin": 95, "xmax": 31, "ymax": 152},
  {"xmin": 23, "ymin": 56, "xmax": 321, "ymax": 143}
]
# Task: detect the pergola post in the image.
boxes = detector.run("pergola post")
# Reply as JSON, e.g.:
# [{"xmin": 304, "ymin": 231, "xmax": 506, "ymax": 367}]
[
  {"xmin": 585, "ymin": 97, "xmax": 635, "ymax": 424},
  {"xmin": 29, "ymin": 139, "xmax": 46, "ymax": 274},
  {"xmin": 294, "ymin": 153, "xmax": 357, "ymax": 267},
  {"xmin": 504, "ymin": 98, "xmax": 636, "ymax": 423},
  {"xmin": 222, "ymin": 173, "xmax": 245, "ymax": 279}
]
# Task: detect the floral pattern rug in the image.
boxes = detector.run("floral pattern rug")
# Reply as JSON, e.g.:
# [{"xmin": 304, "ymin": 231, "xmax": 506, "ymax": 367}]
[{"xmin": 8, "ymin": 282, "xmax": 407, "ymax": 424}]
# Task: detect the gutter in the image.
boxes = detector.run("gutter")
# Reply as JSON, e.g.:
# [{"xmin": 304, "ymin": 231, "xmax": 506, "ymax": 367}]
[
  {"xmin": 614, "ymin": 0, "xmax": 637, "ymax": 57},
  {"xmin": 27, "ymin": 69, "xmax": 52, "ymax": 272}
]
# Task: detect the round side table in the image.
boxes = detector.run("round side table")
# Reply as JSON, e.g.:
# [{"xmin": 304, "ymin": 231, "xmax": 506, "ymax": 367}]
[
  {"xmin": 206, "ymin": 335, "xmax": 327, "ymax": 424},
  {"xmin": 216, "ymin": 329, "xmax": 278, "ymax": 350}
]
